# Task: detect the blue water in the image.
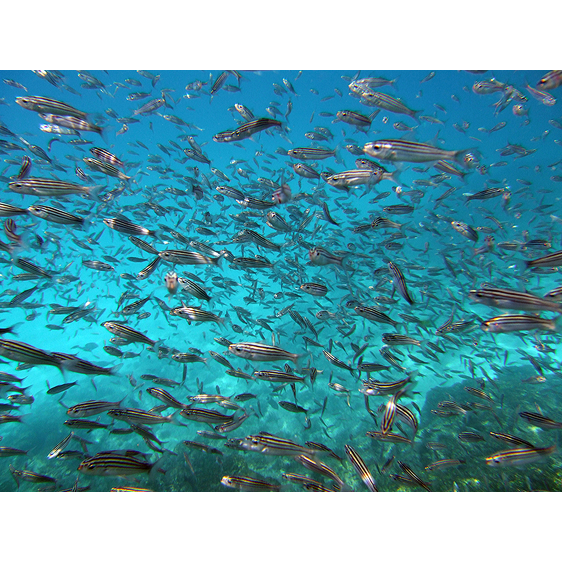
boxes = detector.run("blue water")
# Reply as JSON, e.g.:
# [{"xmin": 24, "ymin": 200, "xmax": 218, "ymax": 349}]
[{"xmin": 0, "ymin": 69, "xmax": 561, "ymax": 492}]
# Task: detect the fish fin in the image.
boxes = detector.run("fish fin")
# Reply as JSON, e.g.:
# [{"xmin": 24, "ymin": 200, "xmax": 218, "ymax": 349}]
[{"xmin": 87, "ymin": 184, "xmax": 108, "ymax": 203}]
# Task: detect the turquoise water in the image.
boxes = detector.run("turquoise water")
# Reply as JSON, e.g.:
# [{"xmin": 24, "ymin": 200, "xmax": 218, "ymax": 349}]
[{"xmin": 0, "ymin": 69, "xmax": 561, "ymax": 492}]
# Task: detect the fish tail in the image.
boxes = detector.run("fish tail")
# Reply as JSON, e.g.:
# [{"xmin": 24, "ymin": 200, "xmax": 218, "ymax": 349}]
[
  {"xmin": 148, "ymin": 454, "xmax": 167, "ymax": 481},
  {"xmin": 388, "ymin": 168, "xmax": 402, "ymax": 186},
  {"xmin": 87, "ymin": 184, "xmax": 108, "ymax": 203}
]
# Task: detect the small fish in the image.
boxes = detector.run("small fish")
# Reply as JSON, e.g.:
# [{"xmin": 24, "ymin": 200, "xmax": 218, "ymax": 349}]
[
  {"xmin": 221, "ymin": 475, "xmax": 280, "ymax": 492},
  {"xmin": 486, "ymin": 445, "xmax": 556, "ymax": 466}
]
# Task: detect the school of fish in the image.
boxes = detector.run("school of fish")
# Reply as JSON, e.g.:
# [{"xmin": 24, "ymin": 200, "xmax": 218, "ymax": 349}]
[{"xmin": 0, "ymin": 69, "xmax": 561, "ymax": 492}]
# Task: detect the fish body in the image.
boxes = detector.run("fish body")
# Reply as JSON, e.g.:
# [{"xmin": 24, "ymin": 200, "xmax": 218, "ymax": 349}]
[
  {"xmin": 78, "ymin": 453, "xmax": 162, "ymax": 476},
  {"xmin": 16, "ymin": 95, "xmax": 88, "ymax": 119},
  {"xmin": 480, "ymin": 314, "xmax": 560, "ymax": 333},
  {"xmin": 363, "ymin": 139, "xmax": 476, "ymax": 167},
  {"xmin": 469, "ymin": 286, "xmax": 562, "ymax": 313},
  {"xmin": 221, "ymin": 475, "xmax": 280, "ymax": 492},
  {"xmin": 486, "ymin": 446, "xmax": 556, "ymax": 466},
  {"xmin": 229, "ymin": 342, "xmax": 301, "ymax": 364},
  {"xmin": 101, "ymin": 322, "xmax": 156, "ymax": 345},
  {"xmin": 9, "ymin": 178, "xmax": 96, "ymax": 198},
  {"xmin": 309, "ymin": 246, "xmax": 344, "ymax": 267}
]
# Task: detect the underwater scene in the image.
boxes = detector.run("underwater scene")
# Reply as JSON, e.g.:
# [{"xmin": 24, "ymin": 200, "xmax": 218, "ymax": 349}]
[{"xmin": 0, "ymin": 69, "xmax": 561, "ymax": 492}]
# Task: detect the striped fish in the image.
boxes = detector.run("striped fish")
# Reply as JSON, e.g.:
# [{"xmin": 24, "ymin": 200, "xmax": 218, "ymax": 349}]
[
  {"xmin": 381, "ymin": 333, "xmax": 422, "ymax": 346},
  {"xmin": 180, "ymin": 407, "xmax": 234, "ymax": 424},
  {"xmin": 122, "ymin": 296, "xmax": 151, "ymax": 315},
  {"xmin": 40, "ymin": 114, "xmax": 104, "ymax": 136},
  {"xmin": 359, "ymin": 375, "xmax": 412, "ymax": 396},
  {"xmin": 231, "ymin": 256, "xmax": 274, "ymax": 269},
  {"xmin": 363, "ymin": 139, "xmax": 475, "ymax": 166},
  {"xmin": 451, "ymin": 221, "xmax": 479, "ymax": 242},
  {"xmin": 9, "ymin": 178, "xmax": 97, "ymax": 198},
  {"xmin": 51, "ymin": 353, "xmax": 114, "ymax": 376},
  {"xmin": 146, "ymin": 388, "xmax": 187, "ymax": 409},
  {"xmin": 287, "ymin": 147, "xmax": 336, "ymax": 160},
  {"xmin": 425, "ymin": 459, "xmax": 466, "ymax": 471},
  {"xmin": 296, "ymin": 455, "xmax": 344, "ymax": 487},
  {"xmin": 0, "ymin": 339, "xmax": 62, "ymax": 370},
  {"xmin": 101, "ymin": 321, "xmax": 156, "ymax": 345},
  {"xmin": 458, "ymin": 431, "xmax": 485, "ymax": 443},
  {"xmin": 226, "ymin": 432, "xmax": 316, "ymax": 456},
  {"xmin": 266, "ymin": 210, "xmax": 292, "ymax": 232},
  {"xmin": 208, "ymin": 350, "xmax": 233, "ymax": 369},
  {"xmin": 170, "ymin": 305, "xmax": 224, "ymax": 324},
  {"xmin": 64, "ymin": 419, "xmax": 110, "ymax": 430},
  {"xmin": 229, "ymin": 342, "xmax": 301, "ymax": 365},
  {"xmin": 47, "ymin": 432, "xmax": 74, "ymax": 459},
  {"xmin": 182, "ymin": 441, "xmax": 223, "ymax": 455},
  {"xmin": 354, "ymin": 305, "xmax": 398, "ymax": 327},
  {"xmin": 480, "ymin": 314, "xmax": 560, "ymax": 333},
  {"xmin": 67, "ymin": 398, "xmax": 125, "ymax": 418},
  {"xmin": 107, "ymin": 408, "xmax": 179, "ymax": 425},
  {"xmin": 345, "ymin": 444, "xmax": 378, "ymax": 492},
  {"xmin": 371, "ymin": 217, "xmax": 404, "ymax": 230},
  {"xmin": 90, "ymin": 147, "xmax": 124, "ymax": 168},
  {"xmin": 398, "ymin": 461, "xmax": 431, "ymax": 492},
  {"xmin": 468, "ymin": 286, "xmax": 562, "ymax": 313},
  {"xmin": 213, "ymin": 118, "xmax": 282, "ymax": 143},
  {"xmin": 388, "ymin": 262, "xmax": 414, "ymax": 305},
  {"xmin": 380, "ymin": 393, "xmax": 399, "ymax": 434},
  {"xmin": 16, "ymin": 155, "xmax": 32, "ymax": 180},
  {"xmin": 519, "ymin": 411, "xmax": 562, "ymax": 430},
  {"xmin": 486, "ymin": 445, "xmax": 556, "ymax": 466},
  {"xmin": 83, "ymin": 260, "xmax": 114, "ymax": 272},
  {"xmin": 9, "ymin": 465, "xmax": 57, "ymax": 488},
  {"xmin": 464, "ymin": 386, "xmax": 494, "ymax": 403},
  {"xmin": 16, "ymin": 95, "xmax": 88, "ymax": 119},
  {"xmin": 0, "ymin": 446, "xmax": 28, "ymax": 457},
  {"xmin": 28, "ymin": 205, "xmax": 84, "ymax": 226},
  {"xmin": 324, "ymin": 169, "xmax": 382, "ymax": 189},
  {"xmin": 137, "ymin": 256, "xmax": 161, "ymax": 280},
  {"xmin": 214, "ymin": 411, "xmax": 250, "ymax": 433},
  {"xmin": 524, "ymin": 249, "xmax": 562, "ymax": 270},
  {"xmin": 103, "ymin": 217, "xmax": 155, "ymax": 237},
  {"xmin": 133, "ymin": 97, "xmax": 165, "ymax": 116},
  {"xmin": 233, "ymin": 229, "xmax": 281, "ymax": 252},
  {"xmin": 221, "ymin": 475, "xmax": 280, "ymax": 492},
  {"xmin": 300, "ymin": 283, "xmax": 328, "ymax": 296},
  {"xmin": 187, "ymin": 393, "xmax": 229, "ymax": 404},
  {"xmin": 158, "ymin": 249, "xmax": 221, "ymax": 266},
  {"xmin": 465, "ymin": 187, "xmax": 506, "ymax": 201},
  {"xmin": 253, "ymin": 370, "xmax": 306, "ymax": 383},
  {"xmin": 489, "ymin": 431, "xmax": 536, "ymax": 449},
  {"xmin": 283, "ymin": 472, "xmax": 332, "ymax": 491},
  {"xmin": 337, "ymin": 109, "xmax": 374, "ymax": 127},
  {"xmin": 309, "ymin": 246, "xmax": 345, "ymax": 267},
  {"xmin": 171, "ymin": 353, "xmax": 208, "ymax": 364},
  {"xmin": 322, "ymin": 350, "xmax": 355, "ymax": 374},
  {"xmin": 84, "ymin": 158, "xmax": 131, "ymax": 181},
  {"xmin": 366, "ymin": 431, "xmax": 412, "ymax": 445},
  {"xmin": 178, "ymin": 277, "xmax": 211, "ymax": 301},
  {"xmin": 396, "ymin": 404, "xmax": 418, "ymax": 436},
  {"xmin": 0, "ymin": 202, "xmax": 28, "ymax": 217},
  {"xmin": 78, "ymin": 453, "xmax": 163, "ymax": 476},
  {"xmin": 129, "ymin": 236, "xmax": 159, "ymax": 255}
]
